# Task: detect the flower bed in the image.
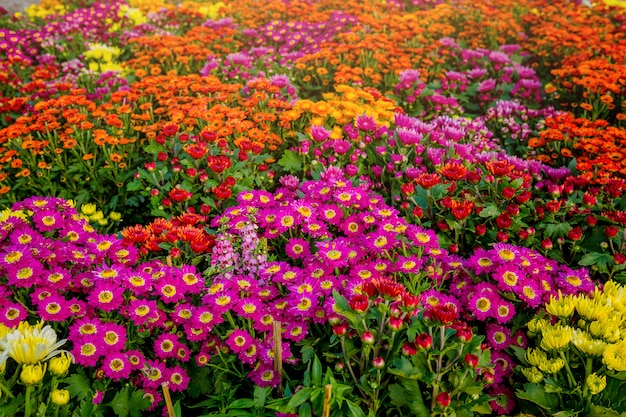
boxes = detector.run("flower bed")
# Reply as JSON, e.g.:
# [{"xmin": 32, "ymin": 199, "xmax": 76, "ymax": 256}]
[{"xmin": 1, "ymin": 0, "xmax": 626, "ymax": 416}]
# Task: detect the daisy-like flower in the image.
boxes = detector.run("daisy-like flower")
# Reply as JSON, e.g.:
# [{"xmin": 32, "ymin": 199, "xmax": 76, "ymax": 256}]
[
  {"xmin": 493, "ymin": 264, "xmax": 523, "ymax": 293},
  {"xmin": 0, "ymin": 302, "xmax": 27, "ymax": 327},
  {"xmin": 141, "ymin": 359, "xmax": 167, "ymax": 388},
  {"xmin": 489, "ymin": 385, "xmax": 516, "ymax": 415},
  {"xmin": 0, "ymin": 247, "xmax": 28, "ymax": 267},
  {"xmin": 154, "ymin": 276, "xmax": 185, "ymax": 303},
  {"xmin": 69, "ymin": 317, "xmax": 101, "ymax": 341},
  {"xmin": 121, "ymin": 270, "xmax": 152, "ymax": 295},
  {"xmin": 285, "ymin": 237, "xmax": 310, "ymax": 259},
  {"xmin": 290, "ymin": 294, "xmax": 315, "ymax": 317},
  {"xmin": 88, "ymin": 281, "xmax": 125, "ymax": 312},
  {"xmin": 165, "ymin": 366, "xmax": 189, "ymax": 392},
  {"xmin": 518, "ymin": 281, "xmax": 543, "ymax": 308},
  {"xmin": 73, "ymin": 339, "xmax": 102, "ymax": 367},
  {"xmin": 556, "ymin": 269, "xmax": 595, "ymax": 295},
  {"xmin": 340, "ymin": 214, "xmax": 364, "ymax": 236},
  {"xmin": 405, "ymin": 225, "xmax": 439, "ymax": 250},
  {"xmin": 125, "ymin": 298, "xmax": 159, "ymax": 327},
  {"xmin": 494, "ymin": 298, "xmax": 515, "ymax": 324},
  {"xmin": 237, "ymin": 297, "xmax": 263, "ymax": 320},
  {"xmin": 32, "ymin": 210, "xmax": 63, "ymax": 232},
  {"xmin": 238, "ymin": 341, "xmax": 259, "ymax": 365},
  {"xmin": 176, "ymin": 265, "xmax": 203, "ymax": 295},
  {"xmin": 92, "ymin": 263, "xmax": 126, "ymax": 281},
  {"xmin": 492, "ymin": 243, "xmax": 519, "ymax": 263},
  {"xmin": 175, "ymin": 344, "xmax": 191, "ymax": 362},
  {"xmin": 465, "ymin": 248, "xmax": 496, "ymax": 275},
  {"xmin": 468, "ymin": 291, "xmax": 495, "ymax": 321},
  {"xmin": 486, "ymin": 323, "xmax": 512, "ymax": 351},
  {"xmin": 191, "ymin": 306, "xmax": 224, "ymax": 331},
  {"xmin": 37, "ymin": 294, "xmax": 70, "ymax": 322},
  {"xmin": 302, "ymin": 220, "xmax": 329, "ymax": 238},
  {"xmin": 320, "ymin": 204, "xmax": 342, "ymax": 225},
  {"xmin": 154, "ymin": 333, "xmax": 179, "ymax": 360},
  {"xmin": 9, "ymin": 226, "xmax": 38, "ymax": 245},
  {"xmin": 171, "ymin": 303, "xmax": 194, "ymax": 325},
  {"xmin": 226, "ymin": 329, "xmax": 254, "ymax": 354},
  {"xmin": 101, "ymin": 353, "xmax": 131, "ymax": 381},
  {"xmin": 365, "ymin": 230, "xmax": 397, "ymax": 253},
  {"xmin": 101, "ymin": 322, "xmax": 127, "ymax": 353},
  {"xmin": 43, "ymin": 267, "xmax": 70, "ymax": 287},
  {"xmin": 394, "ymin": 255, "xmax": 424, "ymax": 274},
  {"xmin": 5, "ymin": 260, "xmax": 43, "ymax": 288},
  {"xmin": 316, "ymin": 240, "xmax": 349, "ymax": 268},
  {"xmin": 249, "ymin": 363, "xmax": 279, "ymax": 388},
  {"xmin": 284, "ymin": 322, "xmax": 308, "ymax": 342},
  {"xmin": 126, "ymin": 349, "xmax": 146, "ymax": 371}
]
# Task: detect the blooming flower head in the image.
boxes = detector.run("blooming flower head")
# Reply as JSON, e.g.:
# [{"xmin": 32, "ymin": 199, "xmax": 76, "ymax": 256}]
[
  {"xmin": 0, "ymin": 321, "xmax": 70, "ymax": 366},
  {"xmin": 101, "ymin": 353, "xmax": 131, "ymax": 381},
  {"xmin": 603, "ymin": 340, "xmax": 626, "ymax": 371},
  {"xmin": 226, "ymin": 329, "xmax": 254, "ymax": 354},
  {"xmin": 540, "ymin": 324, "xmax": 573, "ymax": 351},
  {"xmin": 486, "ymin": 323, "xmax": 512, "ymax": 351}
]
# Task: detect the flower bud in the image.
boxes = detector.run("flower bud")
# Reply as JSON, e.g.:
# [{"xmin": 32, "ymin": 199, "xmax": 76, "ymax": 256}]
[
  {"xmin": 568, "ymin": 226, "xmax": 582, "ymax": 241},
  {"xmin": 464, "ymin": 353, "xmax": 479, "ymax": 368},
  {"xmin": 349, "ymin": 294, "xmax": 369, "ymax": 313},
  {"xmin": 416, "ymin": 333, "xmax": 432, "ymax": 350},
  {"xmin": 49, "ymin": 353, "xmax": 72, "ymax": 377},
  {"xmin": 371, "ymin": 357, "xmax": 385, "ymax": 369},
  {"xmin": 587, "ymin": 373, "xmax": 607, "ymax": 395},
  {"xmin": 436, "ymin": 392, "xmax": 451, "ymax": 408},
  {"xmin": 605, "ymin": 226, "xmax": 620, "ymax": 239},
  {"xmin": 332, "ymin": 322, "xmax": 348, "ymax": 337},
  {"xmin": 475, "ymin": 224, "xmax": 487, "ymax": 236},
  {"xmin": 334, "ymin": 362, "xmax": 345, "ymax": 372},
  {"xmin": 21, "ymin": 363, "xmax": 46, "ymax": 385},
  {"xmin": 541, "ymin": 239, "xmax": 553, "ymax": 250},
  {"xmin": 402, "ymin": 343, "xmax": 417, "ymax": 356},
  {"xmin": 388, "ymin": 316, "xmax": 404, "ymax": 331},
  {"xmin": 51, "ymin": 389, "xmax": 70, "ymax": 406},
  {"xmin": 361, "ymin": 331, "xmax": 375, "ymax": 345}
]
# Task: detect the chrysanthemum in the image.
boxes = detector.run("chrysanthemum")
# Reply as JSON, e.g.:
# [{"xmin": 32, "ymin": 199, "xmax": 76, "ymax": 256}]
[
  {"xmin": 493, "ymin": 264, "xmax": 523, "ymax": 293},
  {"xmin": 237, "ymin": 297, "xmax": 263, "ymax": 320},
  {"xmin": 154, "ymin": 333, "xmax": 179, "ymax": 360},
  {"xmin": 69, "ymin": 317, "xmax": 101, "ymax": 341},
  {"xmin": 291, "ymin": 295, "xmax": 315, "ymax": 317},
  {"xmin": 9, "ymin": 226, "xmax": 38, "ymax": 245},
  {"xmin": 171, "ymin": 303, "xmax": 194, "ymax": 325},
  {"xmin": 5, "ymin": 260, "xmax": 43, "ymax": 288},
  {"xmin": 238, "ymin": 341, "xmax": 259, "ymax": 365},
  {"xmin": 490, "ymin": 350, "xmax": 515, "ymax": 385},
  {"xmin": 248, "ymin": 363, "xmax": 279, "ymax": 388},
  {"xmin": 603, "ymin": 340, "xmax": 626, "ymax": 371},
  {"xmin": 125, "ymin": 298, "xmax": 158, "ymax": 327},
  {"xmin": 125, "ymin": 349, "xmax": 146, "ymax": 371},
  {"xmin": 489, "ymin": 385, "xmax": 516, "ymax": 415},
  {"xmin": 518, "ymin": 281, "xmax": 543, "ymax": 308},
  {"xmin": 32, "ymin": 210, "xmax": 63, "ymax": 232},
  {"xmin": 316, "ymin": 240, "xmax": 349, "ymax": 268},
  {"xmin": 0, "ymin": 247, "xmax": 28, "ymax": 267},
  {"xmin": 465, "ymin": 248, "xmax": 496, "ymax": 275},
  {"xmin": 365, "ymin": 230, "xmax": 397, "ymax": 252},
  {"xmin": 101, "ymin": 353, "xmax": 131, "ymax": 381},
  {"xmin": 320, "ymin": 204, "xmax": 342, "ymax": 225},
  {"xmin": 284, "ymin": 322, "xmax": 308, "ymax": 342},
  {"xmin": 176, "ymin": 265, "xmax": 203, "ymax": 294},
  {"xmin": 122, "ymin": 270, "xmax": 152, "ymax": 295}
]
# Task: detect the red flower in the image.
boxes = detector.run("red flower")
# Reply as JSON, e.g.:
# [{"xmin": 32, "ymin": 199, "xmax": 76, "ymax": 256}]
[
  {"xmin": 501, "ymin": 187, "xmax": 515, "ymax": 200},
  {"xmin": 430, "ymin": 304, "xmax": 458, "ymax": 325},
  {"xmin": 568, "ymin": 226, "xmax": 582, "ymax": 241},
  {"xmin": 605, "ymin": 225, "xmax": 620, "ymax": 239},
  {"xmin": 495, "ymin": 213, "xmax": 512, "ymax": 229},
  {"xmin": 475, "ymin": 224, "xmax": 487, "ymax": 236},
  {"xmin": 545, "ymin": 200, "xmax": 562, "ymax": 213},
  {"xmin": 484, "ymin": 160, "xmax": 514, "ymax": 177},
  {"xmin": 415, "ymin": 333, "xmax": 432, "ymax": 350},
  {"xmin": 464, "ymin": 353, "xmax": 479, "ymax": 368},
  {"xmin": 185, "ymin": 143, "xmax": 207, "ymax": 159},
  {"xmin": 349, "ymin": 294, "xmax": 369, "ymax": 313},
  {"xmin": 436, "ymin": 392, "xmax": 451, "ymax": 408},
  {"xmin": 372, "ymin": 278, "xmax": 405, "ymax": 298},
  {"xmin": 582, "ymin": 192, "xmax": 597, "ymax": 207},
  {"xmin": 207, "ymin": 155, "xmax": 232, "ymax": 174},
  {"xmin": 212, "ymin": 183, "xmax": 232, "ymax": 200},
  {"xmin": 451, "ymin": 200, "xmax": 474, "ymax": 220},
  {"xmin": 439, "ymin": 162, "xmax": 467, "ymax": 181},
  {"xmin": 541, "ymin": 239, "xmax": 553, "ymax": 250},
  {"xmin": 169, "ymin": 188, "xmax": 190, "ymax": 203},
  {"xmin": 162, "ymin": 123, "xmax": 179, "ymax": 137},
  {"xmin": 414, "ymin": 173, "xmax": 441, "ymax": 189}
]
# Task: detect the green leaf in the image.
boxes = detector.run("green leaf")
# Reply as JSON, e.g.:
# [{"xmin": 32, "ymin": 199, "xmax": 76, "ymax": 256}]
[
  {"xmin": 107, "ymin": 386, "xmax": 150, "ymax": 417},
  {"xmin": 65, "ymin": 372, "xmax": 92, "ymax": 402},
  {"xmin": 478, "ymin": 204, "xmax": 499, "ymax": 218},
  {"xmin": 228, "ymin": 399, "xmax": 255, "ymax": 409},
  {"xmin": 544, "ymin": 223, "xmax": 572, "ymax": 239},
  {"xmin": 312, "ymin": 355, "xmax": 323, "ymax": 387},
  {"xmin": 277, "ymin": 150, "xmax": 302, "ymax": 173},
  {"xmin": 253, "ymin": 386, "xmax": 269, "ymax": 409},
  {"xmin": 345, "ymin": 400, "xmax": 367, "ymax": 417},
  {"xmin": 298, "ymin": 402, "xmax": 312, "ymax": 417},
  {"xmin": 579, "ymin": 253, "xmax": 611, "ymax": 271},
  {"xmin": 287, "ymin": 388, "xmax": 312, "ymax": 410},
  {"xmin": 516, "ymin": 383, "xmax": 559, "ymax": 411}
]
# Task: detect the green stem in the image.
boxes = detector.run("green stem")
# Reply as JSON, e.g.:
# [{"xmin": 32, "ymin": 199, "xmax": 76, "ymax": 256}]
[
  {"xmin": 25, "ymin": 385, "xmax": 33, "ymax": 417},
  {"xmin": 0, "ymin": 381, "xmax": 14, "ymax": 399}
]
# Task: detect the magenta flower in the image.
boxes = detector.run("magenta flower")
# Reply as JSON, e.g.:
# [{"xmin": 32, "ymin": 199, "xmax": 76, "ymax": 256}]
[
  {"xmin": 226, "ymin": 329, "xmax": 254, "ymax": 354},
  {"xmin": 101, "ymin": 353, "xmax": 132, "ymax": 381},
  {"xmin": 73, "ymin": 339, "xmax": 102, "ymax": 367},
  {"xmin": 285, "ymin": 237, "xmax": 310, "ymax": 259},
  {"xmin": 154, "ymin": 333, "xmax": 180, "ymax": 360},
  {"xmin": 0, "ymin": 302, "xmax": 27, "ymax": 327},
  {"xmin": 88, "ymin": 281, "xmax": 125, "ymax": 312},
  {"xmin": 165, "ymin": 366, "xmax": 190, "ymax": 392},
  {"xmin": 37, "ymin": 294, "xmax": 71, "ymax": 322}
]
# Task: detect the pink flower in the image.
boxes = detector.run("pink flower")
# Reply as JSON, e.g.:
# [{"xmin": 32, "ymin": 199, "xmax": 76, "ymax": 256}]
[
  {"xmin": 165, "ymin": 366, "xmax": 189, "ymax": 392},
  {"xmin": 141, "ymin": 359, "xmax": 167, "ymax": 389},
  {"xmin": 37, "ymin": 294, "xmax": 71, "ymax": 322},
  {"xmin": 101, "ymin": 322, "xmax": 127, "ymax": 352},
  {"xmin": 154, "ymin": 333, "xmax": 180, "ymax": 360},
  {"xmin": 101, "ymin": 353, "xmax": 132, "ymax": 381},
  {"xmin": 73, "ymin": 339, "xmax": 102, "ymax": 367},
  {"xmin": 226, "ymin": 329, "xmax": 254, "ymax": 354},
  {"xmin": 154, "ymin": 276, "xmax": 185, "ymax": 303},
  {"xmin": 88, "ymin": 281, "xmax": 125, "ymax": 312},
  {"xmin": 0, "ymin": 302, "xmax": 27, "ymax": 327}
]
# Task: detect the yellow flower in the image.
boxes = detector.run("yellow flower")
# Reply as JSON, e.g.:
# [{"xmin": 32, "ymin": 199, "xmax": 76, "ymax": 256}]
[
  {"xmin": 90, "ymin": 211, "xmax": 104, "ymax": 222},
  {"xmin": 527, "ymin": 318, "xmax": 548, "ymax": 335},
  {"xmin": 576, "ymin": 297, "xmax": 611, "ymax": 321},
  {"xmin": 604, "ymin": 340, "xmax": 626, "ymax": 371},
  {"xmin": 545, "ymin": 293, "xmax": 576, "ymax": 318},
  {"xmin": 572, "ymin": 329, "xmax": 607, "ymax": 356},
  {"xmin": 589, "ymin": 319, "xmax": 621, "ymax": 343},
  {"xmin": 538, "ymin": 357, "xmax": 564, "ymax": 374},
  {"xmin": 20, "ymin": 363, "xmax": 46, "ymax": 385},
  {"xmin": 0, "ymin": 322, "xmax": 69, "ymax": 366},
  {"xmin": 49, "ymin": 352, "xmax": 72, "ymax": 377},
  {"xmin": 586, "ymin": 373, "xmax": 607, "ymax": 395},
  {"xmin": 80, "ymin": 203, "xmax": 97, "ymax": 216},
  {"xmin": 540, "ymin": 325, "xmax": 572, "ymax": 351},
  {"xmin": 521, "ymin": 367, "xmax": 543, "ymax": 383},
  {"xmin": 109, "ymin": 212, "xmax": 122, "ymax": 222},
  {"xmin": 525, "ymin": 348, "xmax": 548, "ymax": 367},
  {"xmin": 51, "ymin": 389, "xmax": 70, "ymax": 406}
]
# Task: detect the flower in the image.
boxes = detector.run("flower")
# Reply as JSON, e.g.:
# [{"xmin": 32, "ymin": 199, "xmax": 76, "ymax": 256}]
[
  {"xmin": 51, "ymin": 389, "xmax": 70, "ymax": 406},
  {"xmin": 49, "ymin": 352, "xmax": 72, "ymax": 376},
  {"xmin": 21, "ymin": 362, "xmax": 46, "ymax": 385},
  {"xmin": 603, "ymin": 340, "xmax": 626, "ymax": 371},
  {"xmin": 0, "ymin": 321, "xmax": 69, "ymax": 366},
  {"xmin": 540, "ymin": 324, "xmax": 572, "ymax": 351},
  {"xmin": 587, "ymin": 373, "xmax": 607, "ymax": 395}
]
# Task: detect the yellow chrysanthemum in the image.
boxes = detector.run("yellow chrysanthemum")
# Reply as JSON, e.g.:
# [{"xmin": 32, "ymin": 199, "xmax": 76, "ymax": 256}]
[
  {"xmin": 540, "ymin": 324, "xmax": 572, "ymax": 351},
  {"xmin": 586, "ymin": 373, "xmax": 607, "ymax": 395},
  {"xmin": 572, "ymin": 329, "xmax": 607, "ymax": 356},
  {"xmin": 525, "ymin": 348, "xmax": 548, "ymax": 367},
  {"xmin": 603, "ymin": 340, "xmax": 626, "ymax": 371},
  {"xmin": 521, "ymin": 367, "xmax": 543, "ymax": 383},
  {"xmin": 545, "ymin": 293, "xmax": 576, "ymax": 318},
  {"xmin": 538, "ymin": 357, "xmax": 564, "ymax": 374}
]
